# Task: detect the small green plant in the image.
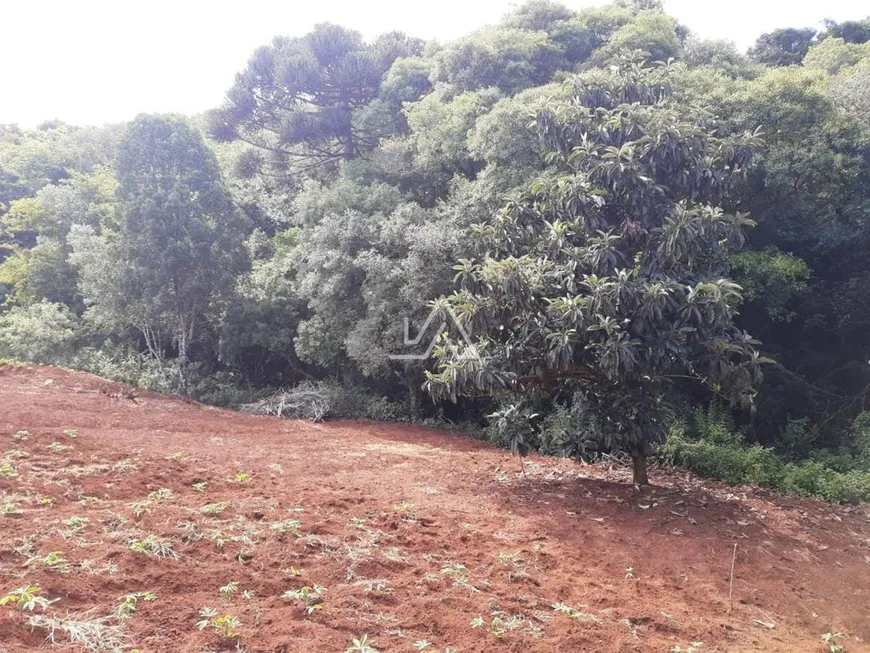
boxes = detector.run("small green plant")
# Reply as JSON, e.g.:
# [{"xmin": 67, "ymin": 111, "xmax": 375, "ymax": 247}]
[
  {"xmin": 201, "ymin": 502, "xmax": 227, "ymax": 515},
  {"xmin": 62, "ymin": 516, "xmax": 88, "ymax": 534},
  {"xmin": 13, "ymin": 430, "xmax": 29, "ymax": 440},
  {"xmin": 0, "ymin": 585, "xmax": 56, "ymax": 611},
  {"xmin": 494, "ymin": 551, "xmax": 530, "ymax": 581},
  {"xmin": 346, "ymin": 634, "xmax": 379, "ymax": 653},
  {"xmin": 211, "ymin": 531, "xmax": 229, "ymax": 548},
  {"xmin": 63, "ymin": 429, "xmax": 78, "ymax": 438},
  {"xmin": 821, "ymin": 632, "xmax": 845, "ymax": 653},
  {"xmin": 282, "ymin": 585, "xmax": 326, "ymax": 615},
  {"xmin": 470, "ymin": 615, "xmax": 508, "ymax": 639},
  {"xmin": 552, "ymin": 602, "xmax": 602, "ymax": 624},
  {"xmin": 47, "ymin": 442, "xmax": 72, "ymax": 454},
  {"xmin": 0, "ymin": 462, "xmax": 18, "ymax": 478},
  {"xmin": 147, "ymin": 488, "xmax": 173, "ymax": 502},
  {"xmin": 40, "ymin": 551, "xmax": 71, "ymax": 573},
  {"xmin": 196, "ymin": 607, "xmax": 242, "ymax": 638},
  {"xmin": 165, "ymin": 451, "xmax": 185, "ymax": 460},
  {"xmin": 192, "ymin": 481, "xmax": 208, "ymax": 492},
  {"xmin": 284, "ymin": 567, "xmax": 303, "ymax": 578},
  {"xmin": 219, "ymin": 581, "xmax": 239, "ymax": 602},
  {"xmin": 393, "ymin": 501, "xmax": 417, "ymax": 521},
  {"xmin": 0, "ymin": 502, "xmax": 22, "ymax": 516},
  {"xmin": 441, "ymin": 563, "xmax": 479, "ymax": 593},
  {"xmin": 130, "ymin": 501, "xmax": 150, "ymax": 517},
  {"xmin": 113, "ymin": 458, "xmax": 138, "ymax": 472},
  {"xmin": 115, "ymin": 592, "xmax": 156, "ymax": 618},
  {"xmin": 128, "ymin": 535, "xmax": 178, "ymax": 559},
  {"xmin": 270, "ymin": 519, "xmax": 302, "ymax": 535},
  {"xmin": 234, "ymin": 471, "xmax": 252, "ymax": 483}
]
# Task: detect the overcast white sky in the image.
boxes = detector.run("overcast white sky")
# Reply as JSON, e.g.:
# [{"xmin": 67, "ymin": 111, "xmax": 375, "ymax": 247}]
[{"xmin": 1, "ymin": 0, "xmax": 867, "ymax": 127}]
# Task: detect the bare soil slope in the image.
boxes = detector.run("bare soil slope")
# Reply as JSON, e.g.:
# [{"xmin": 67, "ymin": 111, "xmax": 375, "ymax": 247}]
[{"xmin": 0, "ymin": 365, "xmax": 868, "ymax": 652}]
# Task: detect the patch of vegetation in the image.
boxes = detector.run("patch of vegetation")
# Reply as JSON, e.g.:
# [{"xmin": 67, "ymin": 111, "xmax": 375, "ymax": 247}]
[
  {"xmin": 115, "ymin": 591, "xmax": 156, "ymax": 618},
  {"xmin": 127, "ymin": 535, "xmax": 178, "ymax": 559},
  {"xmin": 146, "ymin": 488, "xmax": 173, "ymax": 502},
  {"xmin": 0, "ymin": 461, "xmax": 18, "ymax": 477},
  {"xmin": 346, "ymin": 634, "xmax": 380, "ymax": 653},
  {"xmin": 1, "ymin": 584, "xmax": 57, "ymax": 611},
  {"xmin": 662, "ymin": 406, "xmax": 870, "ymax": 503},
  {"xmin": 196, "ymin": 608, "xmax": 242, "ymax": 638},
  {"xmin": 282, "ymin": 585, "xmax": 326, "ymax": 615}
]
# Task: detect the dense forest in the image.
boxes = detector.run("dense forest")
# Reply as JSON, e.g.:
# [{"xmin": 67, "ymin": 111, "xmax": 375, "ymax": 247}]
[{"xmin": 2, "ymin": 0, "xmax": 870, "ymax": 499}]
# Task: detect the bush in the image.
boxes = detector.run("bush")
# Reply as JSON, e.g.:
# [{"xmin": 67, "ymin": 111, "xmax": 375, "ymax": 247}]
[
  {"xmin": 483, "ymin": 402, "xmax": 539, "ymax": 455},
  {"xmin": 852, "ymin": 412, "xmax": 870, "ymax": 466},
  {"xmin": 70, "ymin": 345, "xmax": 174, "ymax": 392},
  {"xmin": 663, "ymin": 417, "xmax": 870, "ymax": 503},
  {"xmin": 186, "ymin": 370, "xmax": 263, "ymax": 407},
  {"xmin": 781, "ymin": 462, "xmax": 870, "ymax": 503},
  {"xmin": 776, "ymin": 417, "xmax": 817, "ymax": 460},
  {"xmin": 537, "ymin": 398, "xmax": 605, "ymax": 460},
  {"xmin": 0, "ymin": 301, "xmax": 81, "ymax": 365},
  {"xmin": 687, "ymin": 402, "xmax": 744, "ymax": 446},
  {"xmin": 662, "ymin": 423, "xmax": 784, "ymax": 486},
  {"xmin": 361, "ymin": 396, "xmax": 416, "ymax": 422}
]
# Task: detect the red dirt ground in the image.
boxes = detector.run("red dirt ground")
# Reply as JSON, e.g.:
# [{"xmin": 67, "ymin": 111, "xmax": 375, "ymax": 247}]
[{"xmin": 0, "ymin": 365, "xmax": 868, "ymax": 653}]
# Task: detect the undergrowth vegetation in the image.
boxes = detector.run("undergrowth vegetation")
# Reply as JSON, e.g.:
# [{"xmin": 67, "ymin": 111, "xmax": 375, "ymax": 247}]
[{"xmin": 662, "ymin": 404, "xmax": 870, "ymax": 503}]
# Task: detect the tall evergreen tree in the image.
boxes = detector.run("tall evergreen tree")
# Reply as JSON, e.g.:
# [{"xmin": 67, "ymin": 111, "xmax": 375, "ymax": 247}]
[
  {"xmin": 208, "ymin": 24, "xmax": 422, "ymax": 177},
  {"xmin": 114, "ymin": 115, "xmax": 248, "ymax": 390}
]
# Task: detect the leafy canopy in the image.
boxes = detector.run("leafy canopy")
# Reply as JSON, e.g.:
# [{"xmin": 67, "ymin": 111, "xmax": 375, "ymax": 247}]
[{"xmin": 425, "ymin": 59, "xmax": 767, "ymax": 479}]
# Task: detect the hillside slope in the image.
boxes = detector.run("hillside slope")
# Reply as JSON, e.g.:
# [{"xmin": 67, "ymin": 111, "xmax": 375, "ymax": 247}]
[{"xmin": 0, "ymin": 365, "xmax": 868, "ymax": 652}]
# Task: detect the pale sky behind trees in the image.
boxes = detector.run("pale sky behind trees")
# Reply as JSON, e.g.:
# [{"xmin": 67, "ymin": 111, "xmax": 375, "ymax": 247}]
[{"xmin": 1, "ymin": 0, "xmax": 867, "ymax": 126}]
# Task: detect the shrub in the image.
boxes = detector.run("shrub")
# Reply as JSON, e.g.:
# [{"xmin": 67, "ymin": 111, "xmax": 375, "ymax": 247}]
[
  {"xmin": 361, "ymin": 396, "xmax": 415, "ymax": 422},
  {"xmin": 776, "ymin": 417, "xmax": 817, "ymax": 460},
  {"xmin": 781, "ymin": 462, "xmax": 870, "ymax": 503},
  {"xmin": 186, "ymin": 371, "xmax": 262, "ymax": 407},
  {"xmin": 537, "ymin": 398, "xmax": 605, "ymax": 460},
  {"xmin": 0, "ymin": 301, "xmax": 81, "ymax": 365},
  {"xmin": 71, "ymin": 345, "xmax": 174, "ymax": 391},
  {"xmin": 852, "ymin": 412, "xmax": 870, "ymax": 466},
  {"xmin": 662, "ymin": 424, "xmax": 783, "ymax": 486},
  {"xmin": 663, "ymin": 419, "xmax": 870, "ymax": 503}
]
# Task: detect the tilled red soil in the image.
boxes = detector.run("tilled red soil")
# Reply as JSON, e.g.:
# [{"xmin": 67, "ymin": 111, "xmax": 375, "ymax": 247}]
[{"xmin": 0, "ymin": 365, "xmax": 868, "ymax": 653}]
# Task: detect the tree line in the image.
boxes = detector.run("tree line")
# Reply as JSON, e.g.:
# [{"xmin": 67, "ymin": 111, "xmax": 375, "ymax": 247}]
[{"xmin": 2, "ymin": 0, "xmax": 870, "ymax": 492}]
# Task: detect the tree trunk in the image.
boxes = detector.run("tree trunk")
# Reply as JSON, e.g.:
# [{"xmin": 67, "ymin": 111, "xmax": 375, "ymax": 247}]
[
  {"xmin": 407, "ymin": 372, "xmax": 420, "ymax": 416},
  {"xmin": 631, "ymin": 453, "xmax": 650, "ymax": 486},
  {"xmin": 176, "ymin": 313, "xmax": 194, "ymax": 395},
  {"xmin": 342, "ymin": 101, "xmax": 355, "ymax": 161},
  {"xmin": 176, "ymin": 329, "xmax": 188, "ymax": 395}
]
